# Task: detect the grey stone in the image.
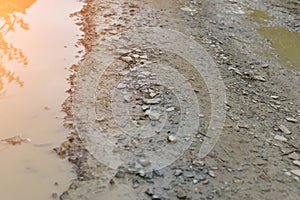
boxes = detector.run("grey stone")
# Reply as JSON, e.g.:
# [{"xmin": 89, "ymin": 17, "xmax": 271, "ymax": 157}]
[
  {"xmin": 174, "ymin": 169, "xmax": 183, "ymax": 176},
  {"xmin": 138, "ymin": 158, "xmax": 151, "ymax": 167},
  {"xmin": 288, "ymin": 152, "xmax": 299, "ymax": 160},
  {"xmin": 279, "ymin": 124, "xmax": 291, "ymax": 134},
  {"xmin": 274, "ymin": 135, "xmax": 287, "ymax": 142},
  {"xmin": 124, "ymin": 94, "xmax": 132, "ymax": 103}
]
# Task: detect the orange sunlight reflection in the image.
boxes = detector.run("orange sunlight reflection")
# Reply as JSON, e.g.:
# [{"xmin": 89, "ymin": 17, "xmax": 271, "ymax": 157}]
[{"xmin": 0, "ymin": 0, "xmax": 36, "ymax": 92}]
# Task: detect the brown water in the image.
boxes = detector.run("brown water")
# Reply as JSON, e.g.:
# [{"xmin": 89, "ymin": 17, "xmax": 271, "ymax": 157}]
[
  {"xmin": 0, "ymin": 0, "xmax": 83, "ymax": 199},
  {"xmin": 247, "ymin": 9, "xmax": 300, "ymax": 70}
]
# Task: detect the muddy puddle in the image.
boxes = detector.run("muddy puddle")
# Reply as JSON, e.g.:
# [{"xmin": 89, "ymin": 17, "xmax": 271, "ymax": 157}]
[
  {"xmin": 247, "ymin": 9, "xmax": 300, "ymax": 70},
  {"xmin": 0, "ymin": 0, "xmax": 83, "ymax": 199}
]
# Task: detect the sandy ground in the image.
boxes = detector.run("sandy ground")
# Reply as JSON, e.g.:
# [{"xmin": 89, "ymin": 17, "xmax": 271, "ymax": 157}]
[{"xmin": 58, "ymin": 0, "xmax": 300, "ymax": 199}]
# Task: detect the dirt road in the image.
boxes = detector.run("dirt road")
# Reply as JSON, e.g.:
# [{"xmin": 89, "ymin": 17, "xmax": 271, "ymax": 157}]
[{"xmin": 58, "ymin": 0, "xmax": 300, "ymax": 199}]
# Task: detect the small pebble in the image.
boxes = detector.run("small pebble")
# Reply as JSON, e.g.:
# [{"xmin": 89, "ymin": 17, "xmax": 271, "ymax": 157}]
[
  {"xmin": 174, "ymin": 169, "xmax": 183, "ymax": 176},
  {"xmin": 168, "ymin": 135, "xmax": 177, "ymax": 142},
  {"xmin": 286, "ymin": 117, "xmax": 297, "ymax": 123}
]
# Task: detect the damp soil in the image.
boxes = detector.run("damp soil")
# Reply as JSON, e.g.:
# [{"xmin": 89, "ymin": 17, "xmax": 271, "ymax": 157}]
[{"xmin": 59, "ymin": 0, "xmax": 300, "ymax": 199}]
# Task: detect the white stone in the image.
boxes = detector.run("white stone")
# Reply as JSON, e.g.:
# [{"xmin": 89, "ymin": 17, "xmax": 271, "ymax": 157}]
[
  {"xmin": 166, "ymin": 107, "xmax": 175, "ymax": 112},
  {"xmin": 168, "ymin": 135, "xmax": 177, "ymax": 142}
]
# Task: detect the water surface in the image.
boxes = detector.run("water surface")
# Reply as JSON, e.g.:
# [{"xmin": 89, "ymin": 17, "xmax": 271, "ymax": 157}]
[{"xmin": 0, "ymin": 0, "xmax": 83, "ymax": 199}]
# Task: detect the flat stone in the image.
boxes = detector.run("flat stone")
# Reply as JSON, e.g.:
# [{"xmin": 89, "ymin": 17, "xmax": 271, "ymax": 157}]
[
  {"xmin": 150, "ymin": 92, "xmax": 157, "ymax": 98},
  {"xmin": 271, "ymin": 95, "xmax": 279, "ymax": 99},
  {"xmin": 291, "ymin": 170, "xmax": 300, "ymax": 177},
  {"xmin": 208, "ymin": 170, "xmax": 216, "ymax": 178},
  {"xmin": 274, "ymin": 135, "xmax": 287, "ymax": 142},
  {"xmin": 140, "ymin": 55, "xmax": 148, "ymax": 59},
  {"xmin": 192, "ymin": 160, "xmax": 205, "ymax": 167},
  {"xmin": 279, "ymin": 124, "xmax": 291, "ymax": 134},
  {"xmin": 152, "ymin": 195, "xmax": 162, "ymax": 200},
  {"xmin": 286, "ymin": 117, "xmax": 297, "ymax": 123},
  {"xmin": 254, "ymin": 75, "xmax": 266, "ymax": 82},
  {"xmin": 96, "ymin": 116, "xmax": 106, "ymax": 122},
  {"xmin": 121, "ymin": 56, "xmax": 133, "ymax": 62},
  {"xmin": 166, "ymin": 107, "xmax": 175, "ymax": 112},
  {"xmin": 181, "ymin": 6, "xmax": 196, "ymax": 12},
  {"xmin": 117, "ymin": 83, "xmax": 127, "ymax": 89},
  {"xmin": 288, "ymin": 152, "xmax": 299, "ymax": 160},
  {"xmin": 293, "ymin": 160, "xmax": 300, "ymax": 167},
  {"xmin": 143, "ymin": 98, "xmax": 161, "ymax": 104},
  {"xmin": 138, "ymin": 158, "xmax": 151, "ymax": 167},
  {"xmin": 261, "ymin": 64, "xmax": 269, "ymax": 68}
]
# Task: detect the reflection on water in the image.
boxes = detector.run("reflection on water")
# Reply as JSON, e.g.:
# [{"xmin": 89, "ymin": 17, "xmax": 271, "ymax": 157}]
[
  {"xmin": 0, "ymin": 0, "xmax": 36, "ymax": 92},
  {"xmin": 0, "ymin": 0, "xmax": 84, "ymax": 199}
]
